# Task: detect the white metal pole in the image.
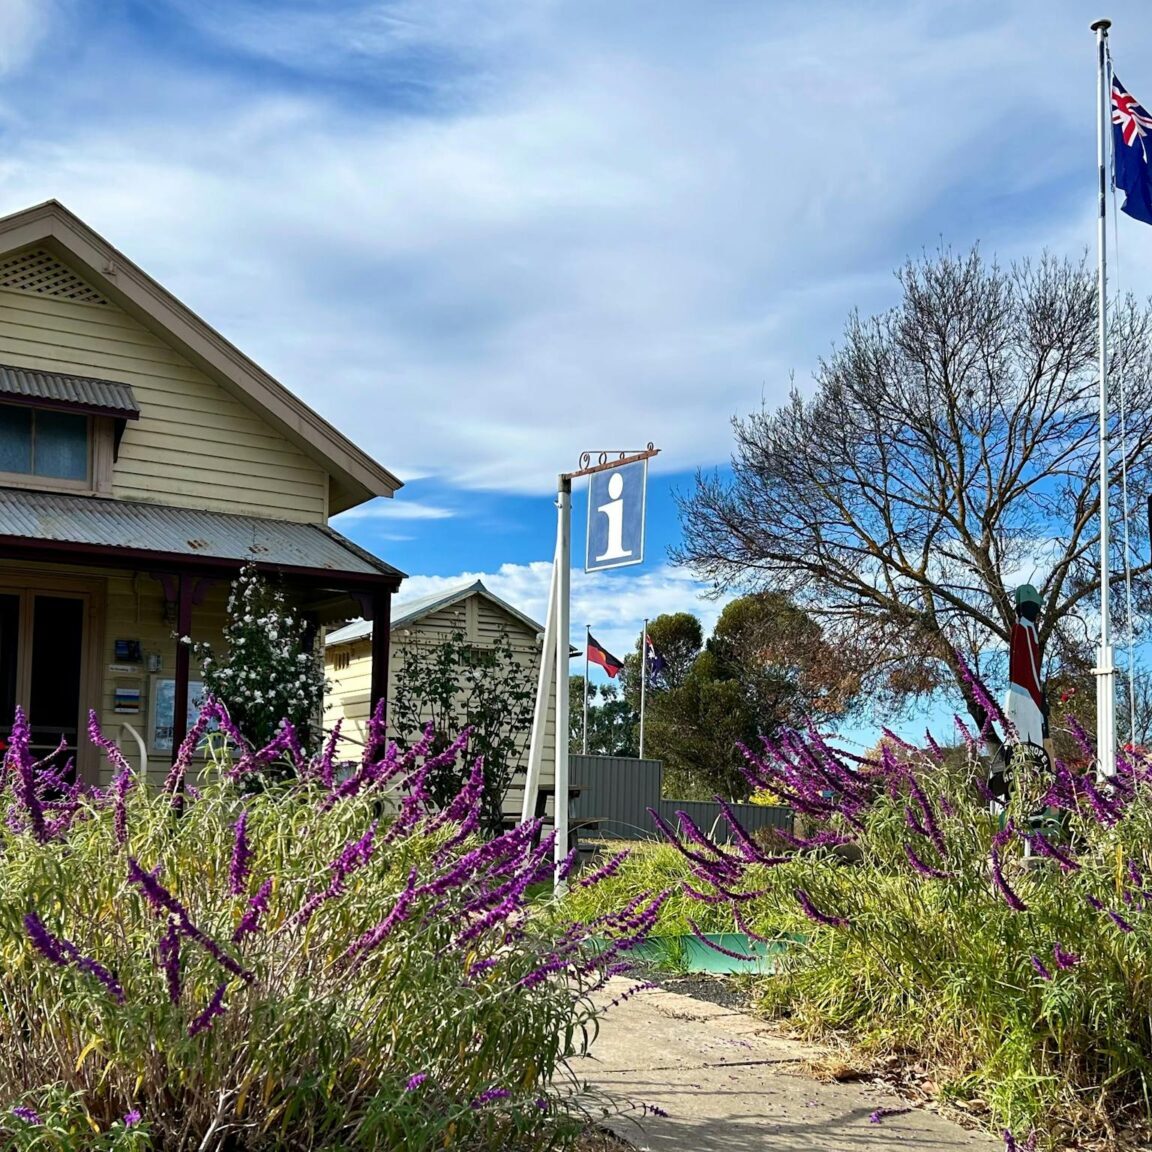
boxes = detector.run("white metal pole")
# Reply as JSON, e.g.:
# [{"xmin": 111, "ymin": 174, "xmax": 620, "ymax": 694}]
[
  {"xmin": 521, "ymin": 535, "xmax": 559, "ymax": 824},
  {"xmin": 554, "ymin": 475, "xmax": 572, "ymax": 890},
  {"xmin": 582, "ymin": 625, "xmax": 589, "ymax": 755},
  {"xmin": 639, "ymin": 617, "xmax": 648, "ymax": 758},
  {"xmin": 1093, "ymin": 17, "xmax": 1116, "ymax": 779}
]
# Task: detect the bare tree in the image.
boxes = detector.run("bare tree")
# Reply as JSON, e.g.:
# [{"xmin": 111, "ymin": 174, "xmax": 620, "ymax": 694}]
[{"xmin": 676, "ymin": 247, "xmax": 1152, "ymax": 734}]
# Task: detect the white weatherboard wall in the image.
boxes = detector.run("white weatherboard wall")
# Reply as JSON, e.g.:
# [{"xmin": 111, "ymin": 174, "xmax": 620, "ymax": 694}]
[
  {"xmin": 0, "ymin": 257, "xmax": 329, "ymax": 523},
  {"xmin": 324, "ymin": 593, "xmax": 557, "ymax": 799}
]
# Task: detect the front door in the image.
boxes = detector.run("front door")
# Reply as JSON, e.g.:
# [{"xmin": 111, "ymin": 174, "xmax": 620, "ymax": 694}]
[{"xmin": 0, "ymin": 590, "xmax": 88, "ymax": 779}]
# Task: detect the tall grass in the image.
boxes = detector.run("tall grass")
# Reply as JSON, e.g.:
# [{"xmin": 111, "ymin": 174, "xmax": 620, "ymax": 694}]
[
  {"xmin": 565, "ymin": 723, "xmax": 1152, "ymax": 1147},
  {"xmin": 0, "ymin": 704, "xmax": 658, "ymax": 1151}
]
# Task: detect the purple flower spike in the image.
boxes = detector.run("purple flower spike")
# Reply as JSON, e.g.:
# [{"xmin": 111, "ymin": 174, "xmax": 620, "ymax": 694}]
[
  {"xmin": 1052, "ymin": 941, "xmax": 1079, "ymax": 969},
  {"xmin": 229, "ymin": 809, "xmax": 253, "ymax": 896},
  {"xmin": 405, "ymin": 1073, "xmax": 428, "ymax": 1092},
  {"xmin": 794, "ymin": 889, "xmax": 849, "ymax": 929},
  {"xmin": 870, "ymin": 1106, "xmax": 912, "ymax": 1123},
  {"xmin": 123, "ymin": 1110, "xmax": 142, "ymax": 1128},
  {"xmin": 470, "ymin": 1087, "xmax": 511, "ymax": 1109},
  {"xmin": 1029, "ymin": 954, "xmax": 1052, "ymax": 981},
  {"xmin": 989, "ymin": 845, "xmax": 1028, "ymax": 912},
  {"xmin": 188, "ymin": 982, "xmax": 228, "ymax": 1036},
  {"xmin": 11, "ymin": 1106, "xmax": 41, "ymax": 1126},
  {"xmin": 234, "ymin": 879, "xmax": 273, "ymax": 942},
  {"xmin": 159, "ymin": 920, "xmax": 182, "ymax": 1003},
  {"xmin": 24, "ymin": 913, "xmax": 68, "ymax": 966}
]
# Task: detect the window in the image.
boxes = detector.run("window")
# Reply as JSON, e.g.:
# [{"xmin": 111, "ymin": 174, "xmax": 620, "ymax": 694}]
[{"xmin": 0, "ymin": 404, "xmax": 89, "ymax": 481}]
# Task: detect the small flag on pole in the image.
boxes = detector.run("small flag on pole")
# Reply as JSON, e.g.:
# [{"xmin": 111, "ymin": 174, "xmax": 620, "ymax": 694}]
[
  {"xmin": 645, "ymin": 633, "xmax": 666, "ymax": 678},
  {"xmin": 1112, "ymin": 73, "xmax": 1152, "ymax": 225},
  {"xmin": 587, "ymin": 633, "xmax": 624, "ymax": 678}
]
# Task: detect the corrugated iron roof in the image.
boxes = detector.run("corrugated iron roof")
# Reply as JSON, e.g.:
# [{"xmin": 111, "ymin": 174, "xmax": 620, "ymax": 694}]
[
  {"xmin": 325, "ymin": 579, "xmax": 548, "ymax": 646},
  {"xmin": 0, "ymin": 489, "xmax": 403, "ymax": 578},
  {"xmin": 0, "ymin": 363, "xmax": 139, "ymax": 417}
]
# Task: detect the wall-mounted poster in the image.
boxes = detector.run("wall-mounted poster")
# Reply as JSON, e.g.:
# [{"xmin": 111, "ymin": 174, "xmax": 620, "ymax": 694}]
[{"xmin": 148, "ymin": 677, "xmax": 210, "ymax": 755}]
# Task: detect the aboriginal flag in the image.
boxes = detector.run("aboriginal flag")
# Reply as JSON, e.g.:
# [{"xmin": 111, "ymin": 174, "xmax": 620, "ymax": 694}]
[{"xmin": 587, "ymin": 633, "xmax": 624, "ymax": 678}]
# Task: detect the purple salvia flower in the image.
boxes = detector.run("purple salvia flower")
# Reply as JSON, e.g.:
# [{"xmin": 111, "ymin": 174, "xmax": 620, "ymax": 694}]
[
  {"xmin": 24, "ymin": 914, "xmax": 124, "ymax": 1001},
  {"xmin": 1087, "ymin": 893, "xmax": 1104, "ymax": 911},
  {"xmin": 163, "ymin": 700, "xmax": 222, "ymax": 797},
  {"xmin": 24, "ymin": 913, "xmax": 68, "ymax": 965},
  {"xmin": 1065, "ymin": 715, "xmax": 1096, "ymax": 758},
  {"xmin": 1129, "ymin": 859, "xmax": 1146, "ymax": 888},
  {"xmin": 794, "ymin": 889, "xmax": 849, "ymax": 928},
  {"xmin": 10, "ymin": 1106, "xmax": 41, "ymax": 1125},
  {"xmin": 1027, "ymin": 832, "xmax": 1081, "ymax": 872},
  {"xmin": 405, "ymin": 1073, "xmax": 428, "ymax": 1091},
  {"xmin": 128, "ymin": 859, "xmax": 251, "ymax": 982},
  {"xmin": 188, "ymin": 982, "xmax": 228, "ymax": 1036},
  {"xmin": 1052, "ymin": 941, "xmax": 1080, "ymax": 969},
  {"xmin": 1029, "ymin": 954, "xmax": 1052, "ymax": 980},
  {"xmin": 870, "ymin": 1107, "xmax": 913, "ymax": 1123},
  {"xmin": 123, "ymin": 1110, "xmax": 142, "ymax": 1128},
  {"xmin": 954, "ymin": 652, "xmax": 1007, "ymax": 729},
  {"xmin": 682, "ymin": 881, "xmax": 728, "ymax": 905},
  {"xmin": 904, "ymin": 844, "xmax": 953, "ymax": 879},
  {"xmin": 234, "ymin": 879, "xmax": 273, "ymax": 942},
  {"xmin": 316, "ymin": 718, "xmax": 342, "ymax": 788},
  {"xmin": 686, "ymin": 919, "xmax": 759, "ymax": 962},
  {"xmin": 470, "ymin": 1087, "xmax": 510, "ymax": 1108},
  {"xmin": 577, "ymin": 849, "xmax": 630, "ymax": 889},
  {"xmin": 159, "ymin": 920, "xmax": 181, "ymax": 1003},
  {"xmin": 556, "ymin": 846, "xmax": 580, "ymax": 882},
  {"xmin": 733, "ymin": 908, "xmax": 776, "ymax": 943},
  {"xmin": 923, "ymin": 729, "xmax": 945, "ymax": 764},
  {"xmin": 1109, "ymin": 908, "xmax": 1135, "ymax": 933},
  {"xmin": 989, "ymin": 843, "xmax": 1028, "ymax": 912},
  {"xmin": 332, "ymin": 821, "xmax": 378, "ymax": 881},
  {"xmin": 229, "ymin": 809, "xmax": 253, "ymax": 896},
  {"xmin": 344, "ymin": 868, "xmax": 419, "ymax": 966},
  {"xmin": 10, "ymin": 710, "xmax": 46, "ymax": 843}
]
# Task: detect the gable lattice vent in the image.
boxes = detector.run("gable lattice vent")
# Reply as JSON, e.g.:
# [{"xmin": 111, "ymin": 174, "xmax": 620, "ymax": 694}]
[{"xmin": 0, "ymin": 249, "xmax": 109, "ymax": 305}]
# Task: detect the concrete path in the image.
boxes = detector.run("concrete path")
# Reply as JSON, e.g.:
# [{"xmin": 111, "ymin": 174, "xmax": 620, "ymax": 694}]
[{"xmin": 578, "ymin": 979, "xmax": 1003, "ymax": 1152}]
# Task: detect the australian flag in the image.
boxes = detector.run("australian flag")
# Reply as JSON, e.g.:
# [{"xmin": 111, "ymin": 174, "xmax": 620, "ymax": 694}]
[
  {"xmin": 1113, "ymin": 74, "xmax": 1152, "ymax": 225},
  {"xmin": 644, "ymin": 633, "xmax": 666, "ymax": 678}
]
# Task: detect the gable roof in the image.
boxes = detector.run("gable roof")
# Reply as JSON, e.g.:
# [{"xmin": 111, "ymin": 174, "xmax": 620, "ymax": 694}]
[
  {"xmin": 0, "ymin": 201, "xmax": 402, "ymax": 514},
  {"xmin": 325, "ymin": 579, "xmax": 545, "ymax": 646}
]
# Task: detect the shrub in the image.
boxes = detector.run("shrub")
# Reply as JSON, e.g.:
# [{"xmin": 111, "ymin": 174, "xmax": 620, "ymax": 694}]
[
  {"xmin": 192, "ymin": 564, "xmax": 326, "ymax": 756},
  {"xmin": 0, "ymin": 704, "xmax": 659, "ymax": 1151},
  {"xmin": 573, "ymin": 720, "xmax": 1152, "ymax": 1148}
]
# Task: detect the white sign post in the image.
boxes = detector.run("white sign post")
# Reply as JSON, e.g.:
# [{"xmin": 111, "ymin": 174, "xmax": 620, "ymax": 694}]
[{"xmin": 524, "ymin": 446, "xmax": 659, "ymax": 892}]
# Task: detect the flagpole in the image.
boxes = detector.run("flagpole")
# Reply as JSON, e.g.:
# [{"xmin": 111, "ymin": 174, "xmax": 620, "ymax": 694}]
[
  {"xmin": 639, "ymin": 617, "xmax": 648, "ymax": 759},
  {"xmin": 582, "ymin": 625, "xmax": 589, "ymax": 755},
  {"xmin": 1093, "ymin": 17, "xmax": 1116, "ymax": 779}
]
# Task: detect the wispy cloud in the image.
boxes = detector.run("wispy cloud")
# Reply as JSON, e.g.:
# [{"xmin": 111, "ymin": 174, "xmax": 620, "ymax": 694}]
[
  {"xmin": 0, "ymin": 1, "xmax": 1140, "ymax": 500},
  {"xmin": 332, "ymin": 499, "xmax": 455, "ymax": 523}
]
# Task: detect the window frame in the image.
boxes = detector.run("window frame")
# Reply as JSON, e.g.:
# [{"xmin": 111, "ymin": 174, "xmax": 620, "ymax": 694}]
[{"xmin": 0, "ymin": 402, "xmax": 114, "ymax": 495}]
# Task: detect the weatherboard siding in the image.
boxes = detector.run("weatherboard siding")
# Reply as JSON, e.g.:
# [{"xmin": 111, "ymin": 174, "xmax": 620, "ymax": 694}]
[
  {"xmin": 322, "ymin": 597, "xmax": 556, "ymax": 789},
  {"xmin": 0, "ymin": 285, "xmax": 329, "ymax": 522}
]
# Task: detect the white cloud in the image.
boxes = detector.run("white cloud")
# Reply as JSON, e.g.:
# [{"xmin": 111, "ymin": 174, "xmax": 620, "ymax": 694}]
[
  {"xmin": 0, "ymin": 0, "xmax": 59, "ymax": 77},
  {"xmin": 331, "ymin": 499, "xmax": 455, "ymax": 523},
  {"xmin": 0, "ymin": 1, "xmax": 1140, "ymax": 499}
]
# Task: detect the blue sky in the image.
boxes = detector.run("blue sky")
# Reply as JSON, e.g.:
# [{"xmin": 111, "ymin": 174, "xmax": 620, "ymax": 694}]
[{"xmin": 2, "ymin": 0, "xmax": 1152, "ymax": 739}]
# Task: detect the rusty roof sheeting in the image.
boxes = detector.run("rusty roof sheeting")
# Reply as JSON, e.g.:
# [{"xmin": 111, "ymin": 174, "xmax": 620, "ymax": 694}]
[
  {"xmin": 0, "ymin": 489, "xmax": 402, "ymax": 579},
  {"xmin": 0, "ymin": 363, "xmax": 139, "ymax": 417}
]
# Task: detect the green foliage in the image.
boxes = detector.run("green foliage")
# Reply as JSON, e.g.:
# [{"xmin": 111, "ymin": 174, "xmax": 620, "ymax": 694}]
[
  {"xmin": 193, "ymin": 564, "xmax": 326, "ymax": 755},
  {"xmin": 631, "ymin": 596, "xmax": 861, "ymax": 800},
  {"xmin": 390, "ymin": 628, "xmax": 536, "ymax": 836},
  {"xmin": 569, "ymin": 678, "xmax": 637, "ymax": 756},
  {"xmin": 563, "ymin": 739, "xmax": 1152, "ymax": 1147},
  {"xmin": 0, "ymin": 713, "xmax": 630, "ymax": 1151}
]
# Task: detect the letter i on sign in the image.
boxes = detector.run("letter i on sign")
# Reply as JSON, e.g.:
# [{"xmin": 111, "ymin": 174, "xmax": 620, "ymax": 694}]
[
  {"xmin": 596, "ymin": 472, "xmax": 632, "ymax": 562},
  {"xmin": 585, "ymin": 459, "xmax": 647, "ymax": 573}
]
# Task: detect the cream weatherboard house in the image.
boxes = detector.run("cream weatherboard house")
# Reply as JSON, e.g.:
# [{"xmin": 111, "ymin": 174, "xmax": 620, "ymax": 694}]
[
  {"xmin": 0, "ymin": 200, "xmax": 404, "ymax": 784},
  {"xmin": 323, "ymin": 579, "xmax": 561, "ymax": 804}
]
